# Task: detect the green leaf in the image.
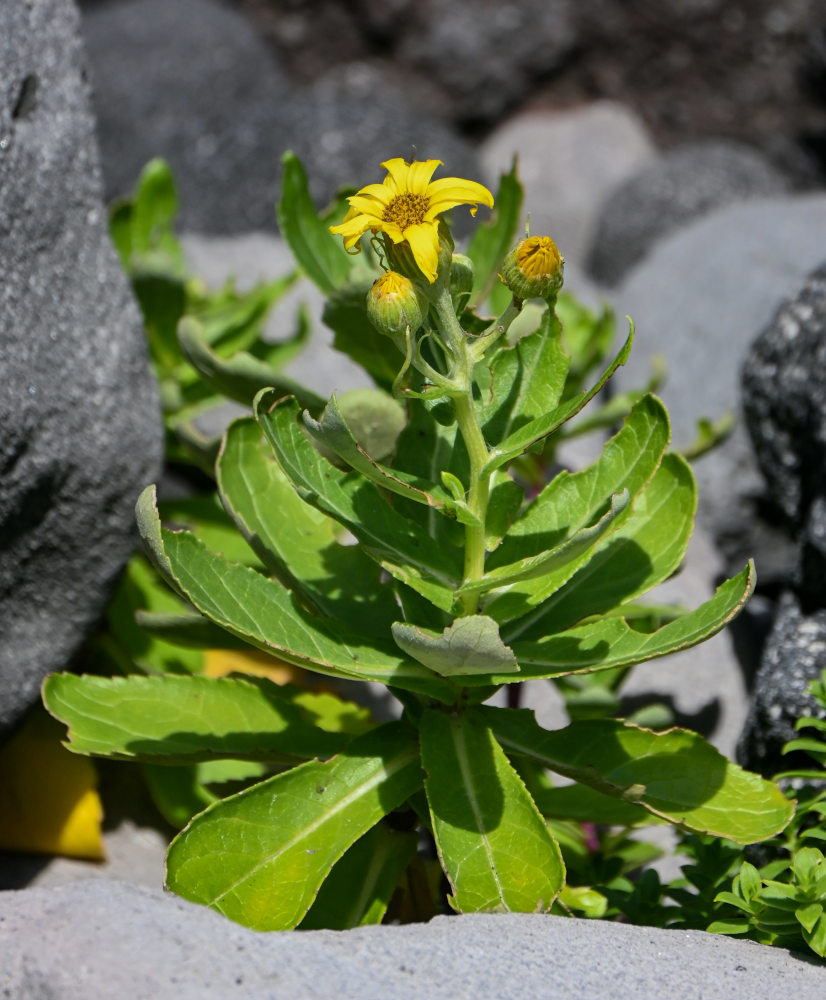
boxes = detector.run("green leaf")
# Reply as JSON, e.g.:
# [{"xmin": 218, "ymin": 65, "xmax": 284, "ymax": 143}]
[
  {"xmin": 217, "ymin": 417, "xmax": 400, "ymax": 634},
  {"xmin": 484, "ymin": 708, "xmax": 794, "ymax": 843},
  {"xmin": 106, "ymin": 553, "xmax": 204, "ymax": 675},
  {"xmin": 131, "ymin": 158, "xmax": 179, "ymax": 257},
  {"xmin": 392, "ymin": 398, "xmax": 466, "ymax": 553},
  {"xmin": 166, "ymin": 721, "xmax": 422, "ymax": 930},
  {"xmin": 707, "ymin": 919, "xmax": 750, "ymax": 935},
  {"xmin": 323, "ymin": 281, "xmax": 400, "ymax": 391},
  {"xmin": 460, "ymin": 489, "xmax": 629, "ymax": 599},
  {"xmin": 276, "ymin": 151, "xmax": 352, "ymax": 294},
  {"xmin": 132, "ymin": 270, "xmax": 188, "ymax": 373},
  {"xmin": 178, "ymin": 316, "xmax": 325, "ymax": 411},
  {"xmin": 133, "ymin": 609, "xmax": 255, "ymax": 650},
  {"xmin": 469, "ymin": 564, "xmax": 755, "ymax": 684},
  {"xmin": 195, "ymin": 274, "xmax": 299, "ymax": 355},
  {"xmin": 42, "ymin": 673, "xmax": 350, "ymax": 763},
  {"xmin": 158, "ymin": 493, "xmax": 263, "ymax": 567},
  {"xmin": 334, "ymin": 388, "xmax": 407, "ymax": 462},
  {"xmin": 556, "ymin": 294, "xmax": 615, "ymax": 390},
  {"xmin": 530, "ymin": 782, "xmax": 649, "ymax": 826},
  {"xmin": 490, "ymin": 394, "xmax": 670, "ymax": 569},
  {"xmin": 255, "ymin": 393, "xmax": 461, "ymax": 609},
  {"xmin": 479, "ymin": 304, "xmax": 569, "ymax": 448},
  {"xmin": 135, "ymin": 486, "xmax": 454, "ymax": 701},
  {"xmin": 299, "ymin": 823, "xmax": 418, "ymax": 929},
  {"xmin": 483, "ymin": 325, "xmax": 633, "ymax": 474},
  {"xmin": 419, "ymin": 708, "xmax": 564, "ymax": 912},
  {"xmin": 499, "ymin": 452, "xmax": 696, "ymax": 639},
  {"xmin": 142, "ymin": 764, "xmax": 217, "ymax": 829},
  {"xmin": 303, "ymin": 394, "xmax": 479, "ymax": 526},
  {"xmin": 391, "ymin": 615, "xmax": 519, "ymax": 677},
  {"xmin": 466, "ymin": 160, "xmax": 523, "ymax": 308}
]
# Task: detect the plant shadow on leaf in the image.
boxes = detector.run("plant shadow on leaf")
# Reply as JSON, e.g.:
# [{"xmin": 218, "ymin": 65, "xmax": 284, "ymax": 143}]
[{"xmin": 496, "ymin": 537, "xmax": 654, "ymax": 637}]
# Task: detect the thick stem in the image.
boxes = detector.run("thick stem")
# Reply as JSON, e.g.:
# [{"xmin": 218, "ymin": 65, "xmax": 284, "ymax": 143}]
[{"xmin": 432, "ymin": 288, "xmax": 492, "ymax": 614}]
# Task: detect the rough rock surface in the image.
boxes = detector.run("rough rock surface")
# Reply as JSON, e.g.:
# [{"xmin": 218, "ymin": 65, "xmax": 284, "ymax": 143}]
[
  {"xmin": 742, "ymin": 263, "xmax": 826, "ymax": 526},
  {"xmin": 80, "ymin": 0, "xmax": 291, "ymax": 232},
  {"xmin": 396, "ymin": 0, "xmax": 577, "ymax": 124},
  {"xmin": 479, "ymin": 102, "xmax": 657, "ymax": 267},
  {"xmin": 738, "ymin": 590, "xmax": 826, "ymax": 776},
  {"xmin": 2, "ymin": 880, "xmax": 824, "ymax": 1000},
  {"xmin": 80, "ymin": 0, "xmax": 481, "ymax": 232},
  {"xmin": 277, "ymin": 61, "xmax": 481, "ymax": 213},
  {"xmin": 0, "ymin": 0, "xmax": 163, "ymax": 732},
  {"xmin": 586, "ymin": 141, "xmax": 790, "ymax": 287}
]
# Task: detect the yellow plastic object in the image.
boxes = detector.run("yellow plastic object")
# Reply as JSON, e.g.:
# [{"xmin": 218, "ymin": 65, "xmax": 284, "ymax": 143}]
[
  {"xmin": 202, "ymin": 648, "xmax": 302, "ymax": 684},
  {"xmin": 0, "ymin": 704, "xmax": 105, "ymax": 860}
]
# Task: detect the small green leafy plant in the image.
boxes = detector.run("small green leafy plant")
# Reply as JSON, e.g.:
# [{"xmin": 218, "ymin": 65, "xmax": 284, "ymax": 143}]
[
  {"xmin": 43, "ymin": 153, "xmax": 793, "ymax": 932},
  {"xmin": 603, "ymin": 671, "xmax": 826, "ymax": 959}
]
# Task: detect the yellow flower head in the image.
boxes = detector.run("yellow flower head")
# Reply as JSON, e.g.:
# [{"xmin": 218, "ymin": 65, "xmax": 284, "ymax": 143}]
[{"xmin": 329, "ymin": 158, "xmax": 494, "ymax": 283}]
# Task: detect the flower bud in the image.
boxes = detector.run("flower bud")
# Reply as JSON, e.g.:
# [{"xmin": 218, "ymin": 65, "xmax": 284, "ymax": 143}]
[
  {"xmin": 500, "ymin": 235, "xmax": 564, "ymax": 300},
  {"xmin": 449, "ymin": 253, "xmax": 475, "ymax": 299},
  {"xmin": 366, "ymin": 270, "xmax": 428, "ymax": 339}
]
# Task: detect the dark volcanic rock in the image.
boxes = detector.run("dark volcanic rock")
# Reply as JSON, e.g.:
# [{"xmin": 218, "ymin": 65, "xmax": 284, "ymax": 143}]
[
  {"xmin": 738, "ymin": 590, "xmax": 826, "ymax": 776},
  {"xmin": 80, "ymin": 0, "xmax": 292, "ymax": 233},
  {"xmin": 281, "ymin": 62, "xmax": 480, "ymax": 209},
  {"xmin": 0, "ymin": 0, "xmax": 163, "ymax": 732},
  {"xmin": 742, "ymin": 263, "xmax": 826, "ymax": 525},
  {"xmin": 586, "ymin": 141, "xmax": 789, "ymax": 287},
  {"xmin": 397, "ymin": 0, "xmax": 576, "ymax": 125}
]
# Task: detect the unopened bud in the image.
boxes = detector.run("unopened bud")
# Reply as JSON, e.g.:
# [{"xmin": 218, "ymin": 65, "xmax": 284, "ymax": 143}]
[
  {"xmin": 367, "ymin": 270, "xmax": 428, "ymax": 339},
  {"xmin": 501, "ymin": 236, "xmax": 564, "ymax": 300},
  {"xmin": 449, "ymin": 253, "xmax": 475, "ymax": 300}
]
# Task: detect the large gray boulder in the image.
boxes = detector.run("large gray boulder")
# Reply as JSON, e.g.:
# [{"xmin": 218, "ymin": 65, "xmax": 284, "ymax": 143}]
[
  {"xmin": 397, "ymin": 0, "xmax": 576, "ymax": 124},
  {"xmin": 80, "ymin": 0, "xmax": 291, "ymax": 233},
  {"xmin": 480, "ymin": 103, "xmax": 657, "ymax": 268},
  {"xmin": 2, "ymin": 880, "xmax": 824, "ymax": 1000},
  {"xmin": 586, "ymin": 141, "xmax": 790, "ymax": 287},
  {"xmin": 610, "ymin": 194, "xmax": 826, "ymax": 564},
  {"xmin": 0, "ymin": 0, "xmax": 163, "ymax": 732},
  {"xmin": 278, "ymin": 61, "xmax": 480, "ymax": 214},
  {"xmin": 80, "ymin": 0, "xmax": 481, "ymax": 233}
]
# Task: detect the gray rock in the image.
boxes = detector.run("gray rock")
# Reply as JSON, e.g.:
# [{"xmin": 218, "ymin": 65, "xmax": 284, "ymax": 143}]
[
  {"xmin": 799, "ymin": 496, "xmax": 826, "ymax": 612},
  {"xmin": 480, "ymin": 103, "xmax": 657, "ymax": 268},
  {"xmin": 0, "ymin": 0, "xmax": 163, "ymax": 732},
  {"xmin": 742, "ymin": 263, "xmax": 826, "ymax": 526},
  {"xmin": 397, "ymin": 0, "xmax": 576, "ymax": 124},
  {"xmin": 586, "ymin": 141, "xmax": 790, "ymax": 287},
  {"xmin": 738, "ymin": 590, "xmax": 826, "ymax": 776},
  {"xmin": 610, "ymin": 195, "xmax": 826, "ymax": 559},
  {"xmin": 2, "ymin": 880, "xmax": 824, "ymax": 1000},
  {"xmin": 80, "ymin": 0, "xmax": 291, "ymax": 232},
  {"xmin": 281, "ymin": 61, "xmax": 481, "ymax": 212}
]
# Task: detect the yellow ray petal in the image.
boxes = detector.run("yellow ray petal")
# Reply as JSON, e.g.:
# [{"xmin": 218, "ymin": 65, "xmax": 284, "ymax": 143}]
[
  {"xmin": 348, "ymin": 183, "xmax": 394, "ymax": 206},
  {"xmin": 424, "ymin": 176, "xmax": 495, "ymax": 219},
  {"xmin": 406, "ymin": 159, "xmax": 443, "ymax": 194},
  {"xmin": 346, "ymin": 194, "xmax": 391, "ymax": 218},
  {"xmin": 381, "ymin": 158, "xmax": 412, "ymax": 193},
  {"xmin": 403, "ymin": 222, "xmax": 441, "ymax": 283},
  {"xmin": 329, "ymin": 212, "xmax": 373, "ymax": 249}
]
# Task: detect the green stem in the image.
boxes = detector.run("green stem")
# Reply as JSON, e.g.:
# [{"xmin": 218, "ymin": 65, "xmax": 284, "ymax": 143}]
[{"xmin": 432, "ymin": 289, "xmax": 491, "ymax": 614}]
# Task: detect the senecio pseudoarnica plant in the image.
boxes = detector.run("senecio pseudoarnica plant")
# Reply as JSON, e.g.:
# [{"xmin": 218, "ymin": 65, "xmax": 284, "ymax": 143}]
[{"xmin": 44, "ymin": 156, "xmax": 793, "ymax": 932}]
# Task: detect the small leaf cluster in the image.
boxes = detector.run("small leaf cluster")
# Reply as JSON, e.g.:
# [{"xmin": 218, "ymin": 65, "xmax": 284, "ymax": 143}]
[
  {"xmin": 42, "ymin": 153, "xmax": 793, "ymax": 933},
  {"xmin": 605, "ymin": 672, "xmax": 826, "ymax": 959},
  {"xmin": 110, "ymin": 158, "xmax": 313, "ymax": 471}
]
